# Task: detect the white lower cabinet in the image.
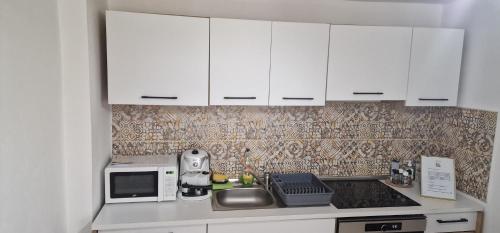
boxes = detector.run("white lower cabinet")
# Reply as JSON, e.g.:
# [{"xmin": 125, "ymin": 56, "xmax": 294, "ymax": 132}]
[
  {"xmin": 95, "ymin": 212, "xmax": 482, "ymax": 233},
  {"xmin": 208, "ymin": 218, "xmax": 336, "ymax": 233},
  {"xmin": 425, "ymin": 212, "xmax": 477, "ymax": 233},
  {"xmin": 99, "ymin": 225, "xmax": 206, "ymax": 233}
]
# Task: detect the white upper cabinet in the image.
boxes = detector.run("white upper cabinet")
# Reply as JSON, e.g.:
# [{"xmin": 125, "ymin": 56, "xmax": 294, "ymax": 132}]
[
  {"xmin": 269, "ymin": 22, "xmax": 330, "ymax": 106},
  {"xmin": 406, "ymin": 28, "xmax": 464, "ymax": 106},
  {"xmin": 210, "ymin": 18, "xmax": 271, "ymax": 106},
  {"xmin": 327, "ymin": 25, "xmax": 413, "ymax": 101},
  {"xmin": 106, "ymin": 11, "xmax": 209, "ymax": 106}
]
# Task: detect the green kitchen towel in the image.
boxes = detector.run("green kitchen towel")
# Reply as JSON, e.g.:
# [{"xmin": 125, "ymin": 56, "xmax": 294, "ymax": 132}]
[{"xmin": 212, "ymin": 182, "xmax": 233, "ymax": 190}]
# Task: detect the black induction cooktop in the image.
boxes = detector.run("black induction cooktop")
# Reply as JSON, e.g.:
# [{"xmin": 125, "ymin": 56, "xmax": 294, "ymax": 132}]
[{"xmin": 322, "ymin": 179, "xmax": 421, "ymax": 209}]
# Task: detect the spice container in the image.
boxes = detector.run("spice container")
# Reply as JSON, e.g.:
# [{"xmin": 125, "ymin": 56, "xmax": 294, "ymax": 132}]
[{"xmin": 387, "ymin": 159, "xmax": 414, "ymax": 188}]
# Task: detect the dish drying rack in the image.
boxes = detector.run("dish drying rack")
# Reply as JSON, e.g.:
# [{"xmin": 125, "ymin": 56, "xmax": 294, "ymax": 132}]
[{"xmin": 271, "ymin": 173, "xmax": 334, "ymax": 207}]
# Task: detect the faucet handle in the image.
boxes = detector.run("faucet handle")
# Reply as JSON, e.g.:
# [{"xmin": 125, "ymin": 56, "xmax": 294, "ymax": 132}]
[{"xmin": 264, "ymin": 172, "xmax": 271, "ymax": 190}]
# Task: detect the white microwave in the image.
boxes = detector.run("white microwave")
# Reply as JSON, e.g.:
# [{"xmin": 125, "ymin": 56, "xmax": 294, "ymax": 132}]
[{"xmin": 104, "ymin": 155, "xmax": 178, "ymax": 203}]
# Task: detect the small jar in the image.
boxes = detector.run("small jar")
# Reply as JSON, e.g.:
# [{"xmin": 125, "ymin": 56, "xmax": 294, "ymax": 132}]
[{"xmin": 402, "ymin": 171, "xmax": 412, "ymax": 186}]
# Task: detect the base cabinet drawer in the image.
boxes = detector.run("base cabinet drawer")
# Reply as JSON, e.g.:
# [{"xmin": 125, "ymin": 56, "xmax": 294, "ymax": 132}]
[
  {"xmin": 425, "ymin": 212, "xmax": 477, "ymax": 233},
  {"xmin": 208, "ymin": 219, "xmax": 336, "ymax": 233},
  {"xmin": 99, "ymin": 225, "xmax": 206, "ymax": 233}
]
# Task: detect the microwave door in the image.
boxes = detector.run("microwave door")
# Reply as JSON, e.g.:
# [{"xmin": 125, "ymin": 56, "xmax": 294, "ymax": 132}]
[{"xmin": 110, "ymin": 171, "xmax": 158, "ymax": 201}]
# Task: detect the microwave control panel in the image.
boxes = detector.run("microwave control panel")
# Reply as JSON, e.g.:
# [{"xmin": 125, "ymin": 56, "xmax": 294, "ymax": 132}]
[{"xmin": 162, "ymin": 167, "xmax": 178, "ymax": 201}]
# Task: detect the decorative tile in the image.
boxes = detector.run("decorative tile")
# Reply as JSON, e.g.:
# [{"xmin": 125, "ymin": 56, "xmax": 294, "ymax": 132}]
[{"xmin": 111, "ymin": 102, "xmax": 497, "ymax": 201}]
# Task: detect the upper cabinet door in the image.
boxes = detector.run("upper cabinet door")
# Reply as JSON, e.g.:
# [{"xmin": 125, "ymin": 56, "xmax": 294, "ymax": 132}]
[
  {"xmin": 210, "ymin": 18, "xmax": 271, "ymax": 106},
  {"xmin": 106, "ymin": 11, "xmax": 209, "ymax": 106},
  {"xmin": 269, "ymin": 22, "xmax": 330, "ymax": 106},
  {"xmin": 406, "ymin": 28, "xmax": 464, "ymax": 106},
  {"xmin": 327, "ymin": 25, "xmax": 413, "ymax": 101}
]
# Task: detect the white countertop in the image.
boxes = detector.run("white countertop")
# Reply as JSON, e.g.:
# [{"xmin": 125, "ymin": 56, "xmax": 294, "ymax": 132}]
[{"xmin": 92, "ymin": 182, "xmax": 485, "ymax": 231}]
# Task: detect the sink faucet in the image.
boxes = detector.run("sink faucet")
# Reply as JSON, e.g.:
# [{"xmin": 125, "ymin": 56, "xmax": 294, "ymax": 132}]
[
  {"xmin": 263, "ymin": 172, "xmax": 271, "ymax": 190},
  {"xmin": 251, "ymin": 172, "xmax": 271, "ymax": 191}
]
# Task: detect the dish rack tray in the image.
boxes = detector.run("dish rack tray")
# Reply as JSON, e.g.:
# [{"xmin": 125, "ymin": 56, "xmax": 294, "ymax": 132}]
[{"xmin": 271, "ymin": 173, "xmax": 333, "ymax": 207}]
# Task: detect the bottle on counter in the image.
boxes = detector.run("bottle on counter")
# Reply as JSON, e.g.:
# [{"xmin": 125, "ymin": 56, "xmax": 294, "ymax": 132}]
[
  {"xmin": 402, "ymin": 171, "xmax": 411, "ymax": 186},
  {"xmin": 240, "ymin": 148, "xmax": 254, "ymax": 186},
  {"xmin": 391, "ymin": 159, "xmax": 400, "ymax": 176},
  {"xmin": 407, "ymin": 160, "xmax": 416, "ymax": 181}
]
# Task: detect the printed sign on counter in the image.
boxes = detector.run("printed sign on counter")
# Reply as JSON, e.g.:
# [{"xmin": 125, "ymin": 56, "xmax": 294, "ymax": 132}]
[{"xmin": 421, "ymin": 156, "xmax": 456, "ymax": 200}]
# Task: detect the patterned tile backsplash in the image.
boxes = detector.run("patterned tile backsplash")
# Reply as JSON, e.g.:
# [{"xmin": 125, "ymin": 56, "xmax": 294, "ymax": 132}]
[{"xmin": 112, "ymin": 102, "xmax": 497, "ymax": 201}]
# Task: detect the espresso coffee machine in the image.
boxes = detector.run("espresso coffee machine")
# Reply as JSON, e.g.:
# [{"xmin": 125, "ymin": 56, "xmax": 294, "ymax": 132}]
[{"xmin": 178, "ymin": 149, "xmax": 211, "ymax": 200}]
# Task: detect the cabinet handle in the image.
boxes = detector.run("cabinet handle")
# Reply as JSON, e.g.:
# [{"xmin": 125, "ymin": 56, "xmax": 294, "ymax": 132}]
[
  {"xmin": 436, "ymin": 218, "xmax": 468, "ymax": 224},
  {"xmin": 141, "ymin": 96, "xmax": 178, "ymax": 100},
  {"xmin": 418, "ymin": 98, "xmax": 449, "ymax": 101},
  {"xmin": 282, "ymin": 97, "xmax": 314, "ymax": 100},
  {"xmin": 353, "ymin": 92, "xmax": 384, "ymax": 95},
  {"xmin": 223, "ymin": 97, "xmax": 257, "ymax": 100}
]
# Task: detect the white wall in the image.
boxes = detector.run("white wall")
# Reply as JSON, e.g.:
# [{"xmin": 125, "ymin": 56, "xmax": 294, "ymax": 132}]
[
  {"xmin": 87, "ymin": 0, "xmax": 112, "ymax": 218},
  {"xmin": 442, "ymin": 1, "xmax": 500, "ymax": 233},
  {"xmin": 443, "ymin": 0, "xmax": 500, "ymax": 112},
  {"xmin": 0, "ymin": 1, "xmax": 66, "ymax": 233},
  {"xmin": 108, "ymin": 0, "xmax": 444, "ymax": 27},
  {"xmin": 485, "ymin": 117, "xmax": 500, "ymax": 233},
  {"xmin": 58, "ymin": 0, "xmax": 94, "ymax": 232}
]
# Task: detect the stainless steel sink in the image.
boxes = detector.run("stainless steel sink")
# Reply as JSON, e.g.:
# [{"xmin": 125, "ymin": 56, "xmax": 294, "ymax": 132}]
[{"xmin": 212, "ymin": 187, "xmax": 281, "ymax": 211}]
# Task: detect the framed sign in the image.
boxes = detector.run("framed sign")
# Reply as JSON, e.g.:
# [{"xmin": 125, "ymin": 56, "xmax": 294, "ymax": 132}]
[{"xmin": 420, "ymin": 156, "xmax": 456, "ymax": 200}]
